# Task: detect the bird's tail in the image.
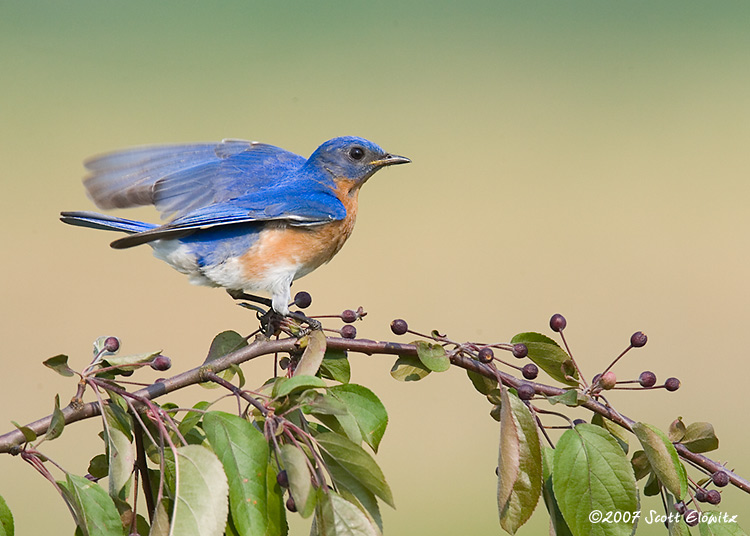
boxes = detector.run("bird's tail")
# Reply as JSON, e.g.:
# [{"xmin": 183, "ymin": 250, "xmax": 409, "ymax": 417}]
[{"xmin": 60, "ymin": 211, "xmax": 157, "ymax": 234}]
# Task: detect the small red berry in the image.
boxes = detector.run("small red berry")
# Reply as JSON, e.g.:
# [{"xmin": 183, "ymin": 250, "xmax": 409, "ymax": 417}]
[
  {"xmin": 104, "ymin": 336, "xmax": 120, "ymax": 353},
  {"xmin": 341, "ymin": 309, "xmax": 358, "ymax": 323},
  {"xmin": 665, "ymin": 377, "xmax": 681, "ymax": 392},
  {"xmin": 630, "ymin": 331, "xmax": 648, "ymax": 348},
  {"xmin": 599, "ymin": 371, "xmax": 617, "ymax": 390},
  {"xmin": 549, "ymin": 314, "xmax": 567, "ymax": 332},
  {"xmin": 150, "ymin": 355, "xmax": 172, "ymax": 371},
  {"xmin": 638, "ymin": 371, "xmax": 657, "ymax": 388}
]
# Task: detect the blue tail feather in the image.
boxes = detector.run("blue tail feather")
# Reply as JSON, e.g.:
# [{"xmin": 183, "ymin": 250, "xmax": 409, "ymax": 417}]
[{"xmin": 60, "ymin": 211, "xmax": 157, "ymax": 234}]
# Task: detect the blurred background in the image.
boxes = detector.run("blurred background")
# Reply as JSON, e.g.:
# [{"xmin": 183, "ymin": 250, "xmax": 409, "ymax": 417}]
[{"xmin": 2, "ymin": 1, "xmax": 749, "ymax": 533}]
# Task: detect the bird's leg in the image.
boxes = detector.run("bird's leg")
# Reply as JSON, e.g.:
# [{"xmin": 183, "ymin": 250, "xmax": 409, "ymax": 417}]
[
  {"xmin": 227, "ymin": 289, "xmax": 320, "ymax": 334},
  {"xmin": 287, "ymin": 310, "xmax": 322, "ymax": 331},
  {"xmin": 226, "ymin": 288, "xmax": 272, "ymax": 307}
]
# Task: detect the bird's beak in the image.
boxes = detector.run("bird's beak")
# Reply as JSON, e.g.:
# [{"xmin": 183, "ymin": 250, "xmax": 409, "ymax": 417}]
[{"xmin": 371, "ymin": 153, "xmax": 411, "ymax": 167}]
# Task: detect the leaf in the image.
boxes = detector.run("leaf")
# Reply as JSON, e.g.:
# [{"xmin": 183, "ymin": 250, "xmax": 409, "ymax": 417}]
[
  {"xmin": 45, "ymin": 394, "xmax": 66, "ymax": 442},
  {"xmin": 544, "ymin": 390, "xmax": 585, "ymax": 407},
  {"xmin": 168, "ymin": 444, "xmax": 229, "ymax": 536},
  {"xmin": 204, "ymin": 330, "xmax": 249, "ymax": 363},
  {"xmin": 43, "ymin": 354, "xmax": 75, "ymax": 377},
  {"xmin": 325, "ymin": 459, "xmax": 382, "ymax": 533},
  {"xmin": 279, "ymin": 444, "xmax": 316, "ymax": 518},
  {"xmin": 295, "ymin": 330, "xmax": 327, "ymax": 377},
  {"xmin": 510, "ymin": 333, "xmax": 578, "ymax": 386},
  {"xmin": 413, "ymin": 341, "xmax": 450, "ymax": 372},
  {"xmin": 630, "ymin": 450, "xmax": 651, "ymax": 481},
  {"xmin": 664, "ymin": 492, "xmax": 691, "ymax": 536},
  {"xmin": 553, "ymin": 424, "xmax": 638, "ymax": 536},
  {"xmin": 698, "ymin": 511, "xmax": 747, "ymax": 535},
  {"xmin": 313, "ymin": 489, "xmax": 378, "ymax": 536},
  {"xmin": 102, "ymin": 350, "xmax": 162, "ymax": 368},
  {"xmin": 265, "ymin": 462, "xmax": 288, "ymax": 536},
  {"xmin": 681, "ymin": 422, "xmax": 719, "ymax": 454},
  {"xmin": 59, "ymin": 473, "xmax": 125, "ymax": 536},
  {"xmin": 497, "ymin": 386, "xmax": 543, "ymax": 534},
  {"xmin": 102, "ymin": 404, "xmax": 134, "ymax": 501},
  {"xmin": 540, "ymin": 447, "xmax": 573, "ymax": 536},
  {"xmin": 591, "ymin": 414, "xmax": 629, "ymax": 454},
  {"xmin": 327, "ymin": 385, "xmax": 388, "ymax": 453},
  {"xmin": 0, "ymin": 493, "xmax": 13, "ymax": 536},
  {"xmin": 10, "ymin": 422, "xmax": 36, "ymax": 443},
  {"xmin": 389, "ymin": 355, "xmax": 430, "ymax": 382},
  {"xmin": 668, "ymin": 417, "xmax": 687, "ymax": 442},
  {"xmin": 315, "ymin": 432, "xmax": 393, "ymax": 508},
  {"xmin": 632, "ymin": 422, "xmax": 688, "ymax": 500},
  {"xmin": 467, "ymin": 369, "xmax": 498, "ymax": 396},
  {"xmin": 203, "ymin": 412, "xmax": 271, "ymax": 535},
  {"xmin": 178, "ymin": 401, "xmax": 213, "ymax": 438},
  {"xmin": 319, "ymin": 349, "xmax": 351, "ymax": 384},
  {"xmin": 273, "ymin": 376, "xmax": 327, "ymax": 398},
  {"xmin": 88, "ymin": 454, "xmax": 109, "ymax": 479}
]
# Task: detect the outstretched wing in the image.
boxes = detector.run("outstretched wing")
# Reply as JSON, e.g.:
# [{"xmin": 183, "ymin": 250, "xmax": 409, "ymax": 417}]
[{"xmin": 84, "ymin": 139, "xmax": 308, "ymax": 219}]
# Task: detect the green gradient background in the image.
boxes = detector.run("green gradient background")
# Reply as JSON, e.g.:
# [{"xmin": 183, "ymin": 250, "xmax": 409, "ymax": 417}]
[{"xmin": 2, "ymin": 1, "xmax": 749, "ymax": 534}]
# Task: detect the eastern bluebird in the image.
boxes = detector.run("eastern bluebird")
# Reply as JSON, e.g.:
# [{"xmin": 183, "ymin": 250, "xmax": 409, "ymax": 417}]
[{"xmin": 61, "ymin": 136, "xmax": 410, "ymax": 315}]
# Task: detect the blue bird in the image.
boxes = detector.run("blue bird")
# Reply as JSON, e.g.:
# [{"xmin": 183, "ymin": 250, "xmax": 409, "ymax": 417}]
[{"xmin": 61, "ymin": 136, "xmax": 410, "ymax": 315}]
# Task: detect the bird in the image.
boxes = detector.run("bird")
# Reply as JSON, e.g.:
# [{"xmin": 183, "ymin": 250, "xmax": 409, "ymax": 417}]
[{"xmin": 61, "ymin": 136, "xmax": 410, "ymax": 315}]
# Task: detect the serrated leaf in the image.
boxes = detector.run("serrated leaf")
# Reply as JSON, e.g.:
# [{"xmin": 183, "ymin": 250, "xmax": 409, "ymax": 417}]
[
  {"xmin": 389, "ymin": 355, "xmax": 430, "ymax": 382},
  {"xmin": 265, "ymin": 461, "xmax": 288, "ymax": 536},
  {"xmin": 497, "ymin": 386, "xmax": 543, "ymax": 534},
  {"xmin": 204, "ymin": 331, "xmax": 249, "ymax": 363},
  {"xmin": 541, "ymin": 447, "xmax": 573, "ymax": 536},
  {"xmin": 591, "ymin": 414, "xmax": 629, "ymax": 454},
  {"xmin": 43, "ymin": 354, "xmax": 75, "ymax": 377},
  {"xmin": 553, "ymin": 424, "xmax": 638, "ymax": 536},
  {"xmin": 10, "ymin": 422, "xmax": 36, "ymax": 443},
  {"xmin": 319, "ymin": 349, "xmax": 351, "ymax": 384},
  {"xmin": 45, "ymin": 394, "xmax": 65, "ymax": 441},
  {"xmin": 316, "ymin": 432, "xmax": 393, "ymax": 508},
  {"xmin": 698, "ymin": 511, "xmax": 746, "ymax": 535},
  {"xmin": 295, "ymin": 331, "xmax": 327, "ymax": 377},
  {"xmin": 59, "ymin": 474, "xmax": 124, "ymax": 536},
  {"xmin": 203, "ymin": 411, "xmax": 270, "ymax": 535},
  {"xmin": 681, "ymin": 422, "xmax": 719, "ymax": 454},
  {"xmin": 328, "ymin": 385, "xmax": 388, "ymax": 453},
  {"xmin": 467, "ymin": 369, "xmax": 498, "ymax": 396},
  {"xmin": 273, "ymin": 376, "xmax": 327, "ymax": 398},
  {"xmin": 178, "ymin": 401, "xmax": 213, "ymax": 438},
  {"xmin": 413, "ymin": 341, "xmax": 450, "ymax": 372},
  {"xmin": 0, "ymin": 494, "xmax": 13, "ymax": 536},
  {"xmin": 313, "ymin": 489, "xmax": 378, "ymax": 536},
  {"xmin": 102, "ymin": 404, "xmax": 134, "ymax": 501},
  {"xmin": 510, "ymin": 334, "xmax": 578, "ymax": 386},
  {"xmin": 544, "ymin": 390, "xmax": 584, "ymax": 407},
  {"xmin": 632, "ymin": 422, "xmax": 688, "ymax": 500},
  {"xmin": 325, "ymin": 459, "xmax": 382, "ymax": 533},
  {"xmin": 279, "ymin": 444, "xmax": 316, "ymax": 518}
]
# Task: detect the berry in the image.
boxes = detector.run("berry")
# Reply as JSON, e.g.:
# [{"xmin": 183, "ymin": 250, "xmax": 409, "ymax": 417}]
[
  {"xmin": 665, "ymin": 377, "xmax": 681, "ymax": 392},
  {"xmin": 694, "ymin": 488, "xmax": 708, "ymax": 502},
  {"xmin": 638, "ymin": 371, "xmax": 657, "ymax": 388},
  {"xmin": 103, "ymin": 336, "xmax": 120, "ymax": 353},
  {"xmin": 591, "ymin": 373, "xmax": 602, "ymax": 385},
  {"xmin": 276, "ymin": 470, "xmax": 289, "ymax": 488},
  {"xmin": 477, "ymin": 347, "xmax": 494, "ymax": 364},
  {"xmin": 293, "ymin": 291, "xmax": 312, "ymax": 309},
  {"xmin": 150, "ymin": 355, "xmax": 172, "ymax": 371},
  {"xmin": 549, "ymin": 313, "xmax": 567, "ymax": 332},
  {"xmin": 512, "ymin": 343, "xmax": 528, "ymax": 359},
  {"xmin": 712, "ymin": 470, "xmax": 730, "ymax": 487},
  {"xmin": 630, "ymin": 331, "xmax": 648, "ymax": 348},
  {"xmin": 673, "ymin": 501, "xmax": 686, "ymax": 514},
  {"xmin": 516, "ymin": 383, "xmax": 535, "ymax": 400},
  {"xmin": 706, "ymin": 489, "xmax": 721, "ymax": 505},
  {"xmin": 684, "ymin": 510, "xmax": 699, "ymax": 527},
  {"xmin": 341, "ymin": 325, "xmax": 357, "ymax": 339},
  {"xmin": 390, "ymin": 319, "xmax": 408, "ymax": 335},
  {"xmin": 341, "ymin": 309, "xmax": 358, "ymax": 323},
  {"xmin": 285, "ymin": 496, "xmax": 297, "ymax": 512},
  {"xmin": 522, "ymin": 363, "xmax": 538, "ymax": 380},
  {"xmin": 573, "ymin": 418, "xmax": 586, "ymax": 426},
  {"xmin": 599, "ymin": 371, "xmax": 617, "ymax": 390}
]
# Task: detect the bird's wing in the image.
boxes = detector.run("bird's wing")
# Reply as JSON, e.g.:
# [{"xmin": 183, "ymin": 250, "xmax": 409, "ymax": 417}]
[{"xmin": 84, "ymin": 139, "xmax": 307, "ymax": 219}]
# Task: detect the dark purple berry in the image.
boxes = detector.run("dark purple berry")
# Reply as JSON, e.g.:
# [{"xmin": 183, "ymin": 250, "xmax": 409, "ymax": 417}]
[
  {"xmin": 477, "ymin": 347, "xmax": 494, "ymax": 364},
  {"xmin": 293, "ymin": 291, "xmax": 312, "ymax": 309},
  {"xmin": 517, "ymin": 383, "xmax": 535, "ymax": 400},
  {"xmin": 630, "ymin": 331, "xmax": 648, "ymax": 348},
  {"xmin": 712, "ymin": 470, "xmax": 730, "ymax": 487},
  {"xmin": 341, "ymin": 325, "xmax": 357, "ymax": 339},
  {"xmin": 341, "ymin": 309, "xmax": 358, "ymax": 323},
  {"xmin": 573, "ymin": 418, "xmax": 586, "ymax": 426},
  {"xmin": 522, "ymin": 363, "xmax": 538, "ymax": 380},
  {"xmin": 276, "ymin": 470, "xmax": 289, "ymax": 488},
  {"xmin": 665, "ymin": 377, "xmax": 681, "ymax": 392},
  {"xmin": 549, "ymin": 313, "xmax": 567, "ymax": 332},
  {"xmin": 638, "ymin": 371, "xmax": 657, "ymax": 388},
  {"xmin": 390, "ymin": 319, "xmax": 408, "ymax": 335},
  {"xmin": 103, "ymin": 336, "xmax": 120, "ymax": 353},
  {"xmin": 599, "ymin": 371, "xmax": 617, "ymax": 390},
  {"xmin": 674, "ymin": 501, "xmax": 686, "ymax": 514},
  {"xmin": 512, "ymin": 343, "xmax": 528, "ymax": 359},
  {"xmin": 150, "ymin": 355, "xmax": 172, "ymax": 371},
  {"xmin": 286, "ymin": 496, "xmax": 297, "ymax": 512},
  {"xmin": 592, "ymin": 373, "xmax": 602, "ymax": 385},
  {"xmin": 684, "ymin": 510, "xmax": 699, "ymax": 527},
  {"xmin": 694, "ymin": 488, "xmax": 708, "ymax": 502},
  {"xmin": 706, "ymin": 489, "xmax": 721, "ymax": 505}
]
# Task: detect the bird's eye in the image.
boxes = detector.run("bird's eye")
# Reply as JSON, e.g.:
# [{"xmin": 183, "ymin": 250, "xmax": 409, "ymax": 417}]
[{"xmin": 349, "ymin": 147, "xmax": 365, "ymax": 161}]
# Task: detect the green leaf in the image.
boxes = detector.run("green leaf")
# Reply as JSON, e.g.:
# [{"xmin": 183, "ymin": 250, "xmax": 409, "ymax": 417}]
[
  {"xmin": 681, "ymin": 422, "xmax": 719, "ymax": 454},
  {"xmin": 591, "ymin": 414, "xmax": 629, "ymax": 454},
  {"xmin": 203, "ymin": 412, "xmax": 270, "ymax": 535},
  {"xmin": 413, "ymin": 341, "xmax": 450, "ymax": 372},
  {"xmin": 467, "ymin": 369, "xmax": 498, "ymax": 396},
  {"xmin": 312, "ymin": 489, "xmax": 378, "ymax": 536},
  {"xmin": 102, "ymin": 350, "xmax": 161, "ymax": 368},
  {"xmin": 630, "ymin": 450, "xmax": 651, "ymax": 481},
  {"xmin": 88, "ymin": 454, "xmax": 109, "ymax": 480},
  {"xmin": 10, "ymin": 422, "xmax": 36, "ymax": 443},
  {"xmin": 279, "ymin": 444, "xmax": 316, "ymax": 518},
  {"xmin": 541, "ymin": 447, "xmax": 573, "ymax": 536},
  {"xmin": 327, "ymin": 385, "xmax": 388, "ymax": 453},
  {"xmin": 668, "ymin": 417, "xmax": 687, "ymax": 442},
  {"xmin": 273, "ymin": 376, "xmax": 327, "ymax": 398},
  {"xmin": 698, "ymin": 511, "xmax": 747, "ymax": 535},
  {"xmin": 553, "ymin": 424, "xmax": 638, "ymax": 536},
  {"xmin": 389, "ymin": 355, "xmax": 430, "ymax": 382},
  {"xmin": 265, "ymin": 462, "xmax": 288, "ymax": 536},
  {"xmin": 544, "ymin": 390, "xmax": 585, "ymax": 407},
  {"xmin": 510, "ymin": 333, "xmax": 578, "ymax": 386},
  {"xmin": 316, "ymin": 432, "xmax": 393, "ymax": 508},
  {"xmin": 632, "ymin": 422, "xmax": 688, "ymax": 500},
  {"xmin": 295, "ymin": 330, "xmax": 327, "ymax": 377},
  {"xmin": 59, "ymin": 474, "xmax": 125, "ymax": 536},
  {"xmin": 178, "ymin": 401, "xmax": 213, "ymax": 438},
  {"xmin": 102, "ymin": 404, "xmax": 134, "ymax": 501},
  {"xmin": 319, "ymin": 349, "xmax": 351, "ymax": 384},
  {"xmin": 204, "ymin": 330, "xmax": 249, "ymax": 363},
  {"xmin": 43, "ymin": 354, "xmax": 75, "ymax": 377},
  {"xmin": 45, "ymin": 394, "xmax": 66, "ymax": 442},
  {"xmin": 325, "ymin": 459, "xmax": 382, "ymax": 533},
  {"xmin": 497, "ymin": 386, "xmax": 543, "ymax": 534},
  {"xmin": 664, "ymin": 492, "xmax": 691, "ymax": 536},
  {"xmin": 0, "ymin": 494, "xmax": 13, "ymax": 536}
]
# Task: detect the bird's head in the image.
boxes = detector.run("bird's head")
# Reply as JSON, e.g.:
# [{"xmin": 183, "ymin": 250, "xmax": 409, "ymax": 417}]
[{"xmin": 306, "ymin": 136, "xmax": 410, "ymax": 189}]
